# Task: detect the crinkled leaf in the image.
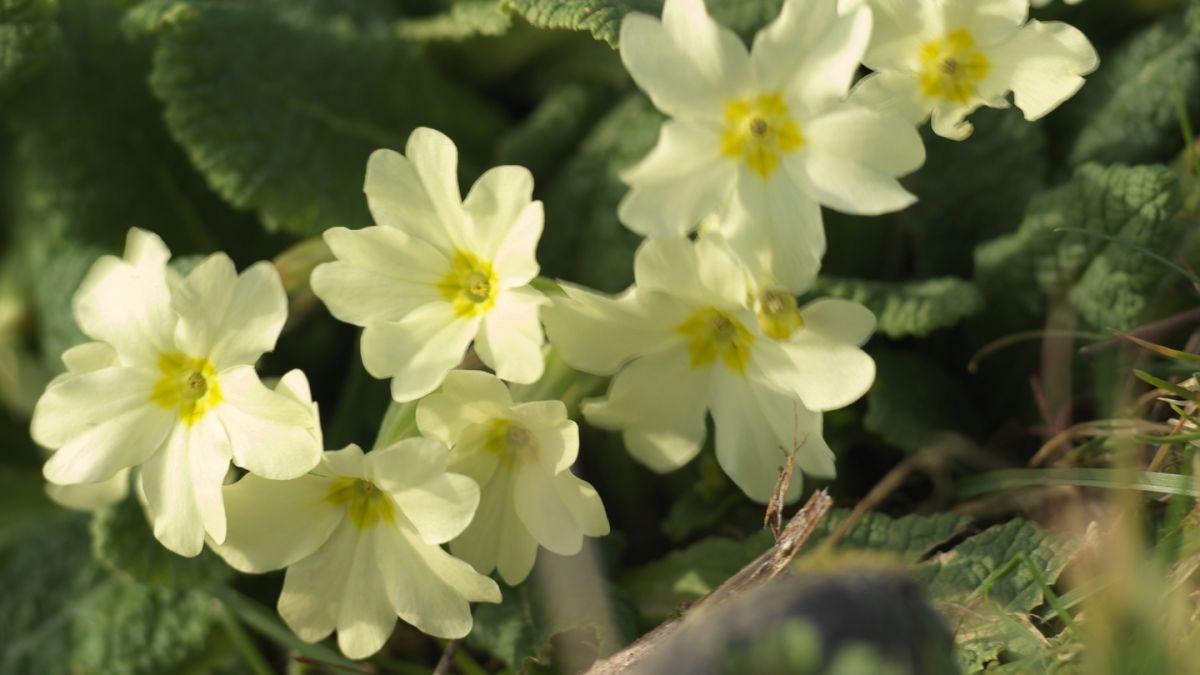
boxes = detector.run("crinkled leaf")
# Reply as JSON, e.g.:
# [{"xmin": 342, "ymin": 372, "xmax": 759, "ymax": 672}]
[
  {"xmin": 813, "ymin": 276, "xmax": 984, "ymax": 338},
  {"xmin": 149, "ymin": 0, "xmax": 508, "ymax": 236},
  {"xmin": 469, "ymin": 553, "xmax": 637, "ymax": 673},
  {"xmin": 0, "ymin": 516, "xmax": 219, "ymax": 675},
  {"xmin": 864, "ymin": 349, "xmax": 982, "ymax": 454},
  {"xmin": 396, "ymin": 0, "xmax": 511, "ymax": 41},
  {"xmin": 902, "ymin": 108, "xmax": 1049, "ymax": 277},
  {"xmin": 505, "ymin": 0, "xmax": 783, "ymax": 47},
  {"xmin": 1067, "ymin": 5, "xmax": 1200, "ymax": 166},
  {"xmin": 913, "ymin": 519, "xmax": 1073, "ymax": 674},
  {"xmin": 91, "ymin": 496, "xmax": 232, "ymax": 591},
  {"xmin": 623, "ymin": 510, "xmax": 971, "ymax": 624},
  {"xmin": 32, "ymin": 243, "xmax": 96, "ymax": 369},
  {"xmin": 0, "ymin": 0, "xmax": 58, "ymax": 90},
  {"xmin": 494, "ymin": 83, "xmax": 615, "ymax": 179},
  {"xmin": 540, "ymin": 94, "xmax": 659, "ymax": 292},
  {"xmin": 974, "ymin": 163, "xmax": 1183, "ymax": 330}
]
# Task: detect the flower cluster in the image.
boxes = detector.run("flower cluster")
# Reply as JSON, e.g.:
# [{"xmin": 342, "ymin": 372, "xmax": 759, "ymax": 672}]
[{"xmin": 28, "ymin": 0, "xmax": 1096, "ymax": 661}]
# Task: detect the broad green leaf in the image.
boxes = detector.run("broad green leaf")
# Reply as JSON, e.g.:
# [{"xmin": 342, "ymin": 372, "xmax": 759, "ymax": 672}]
[
  {"xmin": 974, "ymin": 163, "xmax": 1183, "ymax": 330},
  {"xmin": 0, "ymin": 516, "xmax": 220, "ymax": 675},
  {"xmin": 0, "ymin": 466, "xmax": 54, "ymax": 548},
  {"xmin": 0, "ymin": 0, "xmax": 58, "ymax": 90},
  {"xmin": 396, "ymin": 0, "xmax": 511, "ymax": 41},
  {"xmin": 469, "ymin": 553, "xmax": 637, "ymax": 673},
  {"xmin": 494, "ymin": 83, "xmax": 615, "ymax": 179},
  {"xmin": 813, "ymin": 275, "xmax": 985, "ymax": 338},
  {"xmin": 31, "ymin": 243, "xmax": 96, "ymax": 368},
  {"xmin": 539, "ymin": 94, "xmax": 659, "ymax": 292},
  {"xmin": 1066, "ymin": 5, "xmax": 1200, "ymax": 166},
  {"xmin": 902, "ymin": 108, "xmax": 1048, "ymax": 277},
  {"xmin": 91, "ymin": 496, "xmax": 232, "ymax": 591},
  {"xmin": 149, "ymin": 0, "xmax": 508, "ymax": 236},
  {"xmin": 864, "ymin": 349, "xmax": 982, "ymax": 453},
  {"xmin": 913, "ymin": 519, "xmax": 1073, "ymax": 673},
  {"xmin": 506, "ymin": 0, "xmax": 783, "ymax": 47},
  {"xmin": 804, "ymin": 509, "xmax": 972, "ymax": 561}
]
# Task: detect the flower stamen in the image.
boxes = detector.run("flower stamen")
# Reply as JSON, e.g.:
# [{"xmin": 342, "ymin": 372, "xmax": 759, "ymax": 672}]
[
  {"xmin": 325, "ymin": 477, "xmax": 396, "ymax": 529},
  {"xmin": 919, "ymin": 29, "xmax": 990, "ymax": 103},
  {"xmin": 150, "ymin": 353, "xmax": 222, "ymax": 425},
  {"xmin": 438, "ymin": 251, "xmax": 500, "ymax": 317},
  {"xmin": 677, "ymin": 308, "xmax": 755, "ymax": 372},
  {"xmin": 720, "ymin": 92, "xmax": 805, "ymax": 178}
]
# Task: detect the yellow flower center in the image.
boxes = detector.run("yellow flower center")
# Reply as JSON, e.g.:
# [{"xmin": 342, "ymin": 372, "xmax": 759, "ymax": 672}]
[
  {"xmin": 483, "ymin": 418, "xmax": 535, "ymax": 465},
  {"xmin": 720, "ymin": 92, "xmax": 805, "ymax": 178},
  {"xmin": 756, "ymin": 289, "xmax": 805, "ymax": 341},
  {"xmin": 437, "ymin": 250, "xmax": 499, "ymax": 318},
  {"xmin": 324, "ymin": 477, "xmax": 395, "ymax": 529},
  {"xmin": 918, "ymin": 29, "xmax": 990, "ymax": 103},
  {"xmin": 150, "ymin": 353, "xmax": 222, "ymax": 425},
  {"xmin": 677, "ymin": 308, "xmax": 755, "ymax": 373}
]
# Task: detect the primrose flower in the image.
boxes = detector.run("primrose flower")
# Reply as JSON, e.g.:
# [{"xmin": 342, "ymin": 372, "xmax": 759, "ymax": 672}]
[
  {"xmin": 542, "ymin": 237, "xmax": 876, "ymax": 502},
  {"xmin": 311, "ymin": 128, "xmax": 547, "ymax": 402},
  {"xmin": 416, "ymin": 370, "xmax": 609, "ymax": 585},
  {"xmin": 617, "ymin": 0, "xmax": 925, "ymax": 290},
  {"xmin": 215, "ymin": 441, "xmax": 501, "ymax": 659},
  {"xmin": 30, "ymin": 228, "xmax": 322, "ymax": 556},
  {"xmin": 849, "ymin": 0, "xmax": 1098, "ymax": 139}
]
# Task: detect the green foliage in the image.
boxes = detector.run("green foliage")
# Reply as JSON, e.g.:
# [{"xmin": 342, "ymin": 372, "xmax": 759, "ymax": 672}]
[
  {"xmin": 505, "ymin": 0, "xmax": 783, "ymax": 47},
  {"xmin": 468, "ymin": 558, "xmax": 638, "ymax": 673},
  {"xmin": 0, "ymin": 516, "xmax": 219, "ymax": 675},
  {"xmin": 805, "ymin": 510, "xmax": 973, "ymax": 561},
  {"xmin": 91, "ymin": 496, "xmax": 232, "ymax": 591},
  {"xmin": 0, "ymin": 465, "xmax": 54, "ymax": 549},
  {"xmin": 0, "ymin": 0, "xmax": 57, "ymax": 90},
  {"xmin": 813, "ymin": 276, "xmax": 985, "ymax": 338},
  {"xmin": 975, "ymin": 163, "xmax": 1183, "ymax": 330},
  {"xmin": 719, "ymin": 620, "xmax": 910, "ymax": 675},
  {"xmin": 913, "ymin": 519, "xmax": 1073, "ymax": 673},
  {"xmin": 865, "ymin": 349, "xmax": 981, "ymax": 453},
  {"xmin": 31, "ymin": 243, "xmax": 96, "ymax": 368},
  {"xmin": 149, "ymin": 0, "xmax": 507, "ymax": 236},
  {"xmin": 539, "ymin": 93, "xmax": 659, "ymax": 291},
  {"xmin": 396, "ymin": 0, "xmax": 512, "ymax": 41},
  {"xmin": 1067, "ymin": 4, "xmax": 1200, "ymax": 166}
]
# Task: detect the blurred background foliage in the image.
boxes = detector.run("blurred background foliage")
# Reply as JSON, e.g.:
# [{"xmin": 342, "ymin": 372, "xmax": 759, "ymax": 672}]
[{"xmin": 4, "ymin": 0, "xmax": 1200, "ymax": 673}]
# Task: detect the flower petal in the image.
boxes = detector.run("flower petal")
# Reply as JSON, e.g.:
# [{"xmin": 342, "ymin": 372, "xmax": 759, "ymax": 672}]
[
  {"xmin": 800, "ymin": 297, "xmax": 877, "ymax": 346},
  {"xmin": 216, "ymin": 366, "xmax": 322, "ymax": 480},
  {"xmin": 312, "ymin": 227, "xmax": 447, "ymax": 326},
  {"xmin": 45, "ymin": 468, "xmax": 129, "ymax": 511},
  {"xmin": 848, "ymin": 71, "xmax": 932, "ymax": 126},
  {"xmin": 492, "ymin": 201, "xmax": 544, "ymax": 287},
  {"xmin": 415, "ymin": 370, "xmax": 512, "ymax": 444},
  {"xmin": 61, "ymin": 342, "xmax": 117, "ymax": 374},
  {"xmin": 450, "ymin": 469, "xmax": 539, "ymax": 585},
  {"xmin": 583, "ymin": 350, "xmax": 711, "ymax": 472},
  {"xmin": 387, "ymin": 473, "xmax": 479, "ymax": 546},
  {"xmin": 618, "ymin": 13, "xmax": 727, "ymax": 120},
  {"xmin": 512, "ymin": 401, "xmax": 577, "ymax": 473},
  {"xmin": 733, "ymin": 165, "xmax": 827, "ymax": 271},
  {"xmin": 365, "ymin": 130, "xmax": 466, "ymax": 252},
  {"xmin": 659, "ymin": 0, "xmax": 751, "ymax": 97},
  {"xmin": 633, "ymin": 237, "xmax": 749, "ymax": 310},
  {"xmin": 140, "ymin": 418, "xmax": 231, "ymax": 556},
  {"xmin": 541, "ymin": 285, "xmax": 681, "ymax": 376},
  {"xmin": 336, "ymin": 532, "xmax": 398, "ymax": 660},
  {"xmin": 718, "ymin": 198, "xmax": 823, "ymax": 293},
  {"xmin": 278, "ymin": 521, "xmax": 357, "ymax": 645},
  {"xmin": 463, "ymin": 165, "xmax": 536, "ymax": 259},
  {"xmin": 216, "ymin": 472, "xmax": 343, "ymax": 573},
  {"xmin": 859, "ymin": 0, "xmax": 938, "ymax": 71},
  {"xmin": 361, "ymin": 303, "xmax": 478, "ymax": 403},
  {"xmin": 758, "ymin": 335, "xmax": 875, "ymax": 412},
  {"xmin": 943, "ymin": 0, "xmax": 1026, "ymax": 46},
  {"xmin": 989, "ymin": 20, "xmax": 1099, "ymax": 122},
  {"xmin": 618, "ymin": 139, "xmax": 734, "ymax": 238},
  {"xmin": 754, "ymin": 3, "xmax": 870, "ymax": 110},
  {"xmin": 793, "ymin": 105, "xmax": 925, "ymax": 215},
  {"xmin": 376, "ymin": 523, "xmax": 501, "ymax": 639},
  {"xmin": 513, "ymin": 463, "xmax": 583, "ymax": 555},
  {"xmin": 476, "ymin": 288, "xmax": 546, "ymax": 385}
]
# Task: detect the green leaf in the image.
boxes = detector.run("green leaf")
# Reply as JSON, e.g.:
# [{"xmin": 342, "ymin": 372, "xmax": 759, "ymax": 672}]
[
  {"xmin": 149, "ymin": 0, "xmax": 508, "ymax": 236},
  {"xmin": 469, "ymin": 554, "xmax": 637, "ymax": 673},
  {"xmin": 31, "ymin": 243, "xmax": 97, "ymax": 368},
  {"xmin": 901, "ymin": 107, "xmax": 1049, "ymax": 277},
  {"xmin": 539, "ymin": 93, "xmax": 659, "ymax": 292},
  {"xmin": 0, "ymin": 0, "xmax": 58, "ymax": 91},
  {"xmin": 813, "ymin": 275, "xmax": 985, "ymax": 338},
  {"xmin": 864, "ymin": 349, "xmax": 982, "ymax": 453},
  {"xmin": 912, "ymin": 519, "xmax": 1073, "ymax": 673},
  {"xmin": 505, "ymin": 0, "xmax": 783, "ymax": 47},
  {"xmin": 0, "ymin": 465, "xmax": 55, "ymax": 548},
  {"xmin": 396, "ymin": 0, "xmax": 512, "ymax": 41},
  {"xmin": 804, "ymin": 509, "xmax": 973, "ymax": 561},
  {"xmin": 494, "ymin": 83, "xmax": 615, "ymax": 179},
  {"xmin": 91, "ymin": 496, "xmax": 232, "ymax": 591},
  {"xmin": 974, "ymin": 163, "xmax": 1183, "ymax": 330},
  {"xmin": 1066, "ymin": 5, "xmax": 1200, "ymax": 166}
]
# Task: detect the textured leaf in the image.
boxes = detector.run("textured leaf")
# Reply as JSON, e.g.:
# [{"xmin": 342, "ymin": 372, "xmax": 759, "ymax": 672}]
[
  {"xmin": 494, "ymin": 83, "xmax": 615, "ymax": 179},
  {"xmin": 813, "ymin": 276, "xmax": 985, "ymax": 338},
  {"xmin": 469, "ymin": 553, "xmax": 637, "ymax": 673},
  {"xmin": 396, "ymin": 0, "xmax": 511, "ymax": 41},
  {"xmin": 505, "ymin": 0, "xmax": 783, "ymax": 47},
  {"xmin": 864, "ymin": 349, "xmax": 982, "ymax": 454},
  {"xmin": 31, "ymin": 243, "xmax": 97, "ymax": 369},
  {"xmin": 149, "ymin": 0, "xmax": 508, "ymax": 236},
  {"xmin": 1067, "ymin": 5, "xmax": 1200, "ymax": 166},
  {"xmin": 974, "ymin": 163, "xmax": 1183, "ymax": 330},
  {"xmin": 913, "ymin": 519, "xmax": 1073, "ymax": 674},
  {"xmin": 0, "ymin": 516, "xmax": 219, "ymax": 675},
  {"xmin": 623, "ymin": 510, "xmax": 971, "ymax": 624},
  {"xmin": 539, "ymin": 93, "xmax": 659, "ymax": 292},
  {"xmin": 91, "ymin": 496, "xmax": 232, "ymax": 591},
  {"xmin": 902, "ymin": 108, "xmax": 1049, "ymax": 277},
  {"xmin": 0, "ymin": 0, "xmax": 58, "ymax": 90}
]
